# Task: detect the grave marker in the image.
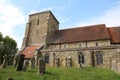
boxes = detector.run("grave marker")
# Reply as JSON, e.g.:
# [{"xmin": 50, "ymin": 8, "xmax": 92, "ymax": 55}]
[
  {"xmin": 16, "ymin": 54, "xmax": 25, "ymax": 71},
  {"xmin": 38, "ymin": 58, "xmax": 46, "ymax": 75}
]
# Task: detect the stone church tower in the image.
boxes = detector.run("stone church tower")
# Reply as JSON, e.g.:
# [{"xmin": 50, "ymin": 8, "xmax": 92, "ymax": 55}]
[{"xmin": 21, "ymin": 11, "xmax": 59, "ymax": 49}]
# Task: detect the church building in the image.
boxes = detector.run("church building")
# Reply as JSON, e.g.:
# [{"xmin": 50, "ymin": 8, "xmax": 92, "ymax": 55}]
[{"xmin": 20, "ymin": 11, "xmax": 120, "ymax": 70}]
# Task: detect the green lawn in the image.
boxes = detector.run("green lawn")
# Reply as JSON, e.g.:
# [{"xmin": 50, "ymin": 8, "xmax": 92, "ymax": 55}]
[{"xmin": 0, "ymin": 66, "xmax": 120, "ymax": 80}]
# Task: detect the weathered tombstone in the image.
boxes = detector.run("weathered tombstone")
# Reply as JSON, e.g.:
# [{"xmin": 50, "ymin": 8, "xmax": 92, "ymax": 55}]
[
  {"xmin": 53, "ymin": 53, "xmax": 55, "ymax": 67},
  {"xmin": 16, "ymin": 54, "xmax": 25, "ymax": 71},
  {"xmin": 13, "ymin": 55, "xmax": 19, "ymax": 67},
  {"xmin": 55, "ymin": 57, "xmax": 59, "ymax": 67},
  {"xmin": 38, "ymin": 58, "xmax": 46, "ymax": 75},
  {"xmin": 111, "ymin": 59, "xmax": 117, "ymax": 72},
  {"xmin": 66, "ymin": 56, "xmax": 72, "ymax": 67},
  {"xmin": 117, "ymin": 62, "xmax": 120, "ymax": 73},
  {"xmin": 23, "ymin": 61, "xmax": 28, "ymax": 71},
  {"xmin": 1, "ymin": 54, "xmax": 7, "ymax": 68},
  {"xmin": 31, "ymin": 57, "xmax": 35, "ymax": 68}
]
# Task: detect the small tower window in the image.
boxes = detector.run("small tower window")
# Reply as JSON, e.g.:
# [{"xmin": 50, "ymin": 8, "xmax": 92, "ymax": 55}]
[{"xmin": 37, "ymin": 19, "xmax": 39, "ymax": 25}]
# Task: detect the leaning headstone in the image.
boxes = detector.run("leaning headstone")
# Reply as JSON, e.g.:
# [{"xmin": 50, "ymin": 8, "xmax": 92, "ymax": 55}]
[
  {"xmin": 16, "ymin": 54, "xmax": 25, "ymax": 71},
  {"xmin": 38, "ymin": 58, "xmax": 46, "ymax": 75},
  {"xmin": 1, "ymin": 54, "xmax": 7, "ymax": 68},
  {"xmin": 111, "ymin": 59, "xmax": 117, "ymax": 72}
]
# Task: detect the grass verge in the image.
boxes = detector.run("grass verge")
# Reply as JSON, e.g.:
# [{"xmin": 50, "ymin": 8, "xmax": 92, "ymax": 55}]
[{"xmin": 0, "ymin": 66, "xmax": 120, "ymax": 80}]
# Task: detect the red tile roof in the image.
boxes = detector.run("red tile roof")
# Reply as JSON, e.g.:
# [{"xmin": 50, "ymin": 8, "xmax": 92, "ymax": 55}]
[
  {"xmin": 49, "ymin": 24, "xmax": 110, "ymax": 44},
  {"xmin": 22, "ymin": 45, "xmax": 39, "ymax": 58},
  {"xmin": 107, "ymin": 27, "xmax": 120, "ymax": 44}
]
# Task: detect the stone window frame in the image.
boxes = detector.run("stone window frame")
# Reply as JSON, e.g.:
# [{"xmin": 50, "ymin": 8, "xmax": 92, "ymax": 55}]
[
  {"xmin": 96, "ymin": 42, "xmax": 98, "ymax": 46},
  {"xmin": 96, "ymin": 51, "xmax": 103, "ymax": 65},
  {"xmin": 64, "ymin": 44, "xmax": 67, "ymax": 49},
  {"xmin": 78, "ymin": 52, "xmax": 85, "ymax": 64}
]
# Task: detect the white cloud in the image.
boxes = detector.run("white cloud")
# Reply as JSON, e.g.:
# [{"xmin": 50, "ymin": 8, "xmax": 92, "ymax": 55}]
[
  {"xmin": 0, "ymin": 0, "xmax": 26, "ymax": 48},
  {"xmin": 30, "ymin": 6, "xmax": 55, "ymax": 15},
  {"xmin": 74, "ymin": 1, "xmax": 120, "ymax": 27},
  {"xmin": 59, "ymin": 17, "xmax": 71, "ymax": 24},
  {"xmin": 57, "ymin": 0, "xmax": 72, "ymax": 11}
]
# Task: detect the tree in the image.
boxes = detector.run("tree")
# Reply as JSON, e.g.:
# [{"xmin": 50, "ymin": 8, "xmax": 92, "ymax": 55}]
[
  {"xmin": 0, "ymin": 32, "xmax": 3, "ymax": 41},
  {"xmin": 0, "ymin": 34, "xmax": 18, "ymax": 68},
  {"xmin": 0, "ymin": 32, "xmax": 3, "ymax": 64}
]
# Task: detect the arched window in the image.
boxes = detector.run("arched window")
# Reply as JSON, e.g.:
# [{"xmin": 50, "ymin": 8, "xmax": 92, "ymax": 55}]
[
  {"xmin": 78, "ymin": 52, "xmax": 84, "ymax": 64},
  {"xmin": 45, "ymin": 53, "xmax": 49, "ymax": 63},
  {"xmin": 96, "ymin": 51, "xmax": 103, "ymax": 65}
]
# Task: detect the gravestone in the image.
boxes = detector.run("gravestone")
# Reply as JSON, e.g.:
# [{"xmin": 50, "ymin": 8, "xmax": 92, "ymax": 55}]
[
  {"xmin": 117, "ymin": 62, "xmax": 120, "ymax": 73},
  {"xmin": 23, "ymin": 61, "xmax": 28, "ymax": 71},
  {"xmin": 111, "ymin": 59, "xmax": 117, "ymax": 72},
  {"xmin": 1, "ymin": 54, "xmax": 7, "ymax": 68},
  {"xmin": 38, "ymin": 58, "xmax": 46, "ymax": 75},
  {"xmin": 31, "ymin": 57, "xmax": 35, "ymax": 68},
  {"xmin": 16, "ymin": 54, "xmax": 25, "ymax": 71},
  {"xmin": 13, "ymin": 55, "xmax": 19, "ymax": 67},
  {"xmin": 66, "ymin": 56, "xmax": 72, "ymax": 67},
  {"xmin": 55, "ymin": 58, "xmax": 59, "ymax": 67}
]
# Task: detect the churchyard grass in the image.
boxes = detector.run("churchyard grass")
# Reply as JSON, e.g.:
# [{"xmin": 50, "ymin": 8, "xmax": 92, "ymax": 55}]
[{"xmin": 0, "ymin": 66, "xmax": 120, "ymax": 80}]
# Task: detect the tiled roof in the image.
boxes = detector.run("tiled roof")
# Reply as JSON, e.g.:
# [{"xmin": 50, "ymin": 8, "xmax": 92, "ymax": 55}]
[
  {"xmin": 107, "ymin": 27, "xmax": 120, "ymax": 44},
  {"xmin": 22, "ymin": 45, "xmax": 39, "ymax": 58},
  {"xmin": 49, "ymin": 24, "xmax": 110, "ymax": 44}
]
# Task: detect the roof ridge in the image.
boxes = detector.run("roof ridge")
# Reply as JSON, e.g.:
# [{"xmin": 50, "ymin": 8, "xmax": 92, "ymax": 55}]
[{"xmin": 59, "ymin": 24, "xmax": 106, "ymax": 31}]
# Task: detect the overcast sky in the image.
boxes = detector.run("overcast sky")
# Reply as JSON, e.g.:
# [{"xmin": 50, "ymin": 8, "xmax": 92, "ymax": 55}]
[{"xmin": 0, "ymin": 0, "xmax": 120, "ymax": 48}]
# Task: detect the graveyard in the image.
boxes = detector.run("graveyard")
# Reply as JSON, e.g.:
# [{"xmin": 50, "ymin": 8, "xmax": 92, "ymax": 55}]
[
  {"xmin": 0, "ymin": 65, "xmax": 120, "ymax": 80},
  {"xmin": 0, "ymin": 51, "xmax": 120, "ymax": 80}
]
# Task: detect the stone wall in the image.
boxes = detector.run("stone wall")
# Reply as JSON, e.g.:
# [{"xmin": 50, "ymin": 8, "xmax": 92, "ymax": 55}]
[
  {"xmin": 48, "ymin": 40, "xmax": 111, "ymax": 50},
  {"xmin": 43, "ymin": 48, "xmax": 119, "ymax": 69}
]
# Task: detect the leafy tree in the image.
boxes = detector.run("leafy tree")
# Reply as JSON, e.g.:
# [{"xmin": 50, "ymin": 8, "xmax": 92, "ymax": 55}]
[
  {"xmin": 0, "ymin": 32, "xmax": 18, "ymax": 68},
  {"xmin": 0, "ymin": 32, "xmax": 3, "ymax": 64},
  {"xmin": 0, "ymin": 32, "xmax": 3, "ymax": 41},
  {"xmin": 3, "ymin": 36, "xmax": 17, "ymax": 57}
]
